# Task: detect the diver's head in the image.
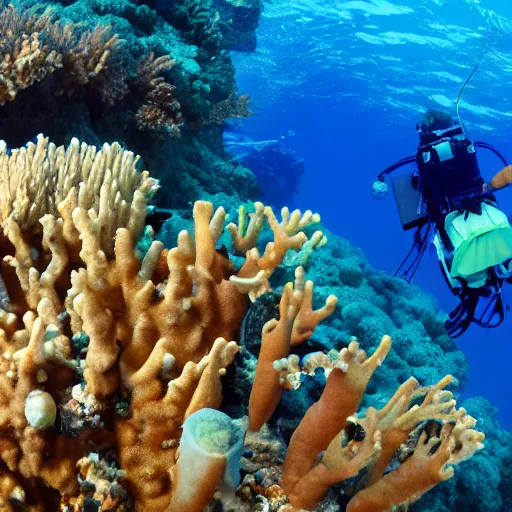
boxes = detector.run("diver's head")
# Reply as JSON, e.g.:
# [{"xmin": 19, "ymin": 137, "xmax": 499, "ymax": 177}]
[{"xmin": 418, "ymin": 109, "xmax": 454, "ymax": 134}]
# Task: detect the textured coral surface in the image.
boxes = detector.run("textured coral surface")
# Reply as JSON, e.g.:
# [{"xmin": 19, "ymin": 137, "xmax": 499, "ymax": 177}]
[
  {"xmin": 0, "ymin": 137, "xmax": 327, "ymax": 511},
  {"xmin": 0, "ymin": 0, "xmax": 260, "ymax": 209}
]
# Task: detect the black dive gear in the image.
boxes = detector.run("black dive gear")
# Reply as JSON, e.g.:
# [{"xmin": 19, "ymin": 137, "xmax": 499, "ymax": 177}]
[
  {"xmin": 374, "ymin": 122, "xmax": 510, "ymax": 338},
  {"xmin": 375, "ymin": 140, "xmax": 507, "ymax": 187},
  {"xmin": 444, "ymin": 277, "xmax": 506, "ymax": 338},
  {"xmin": 416, "ymin": 124, "xmax": 487, "ymax": 214}
]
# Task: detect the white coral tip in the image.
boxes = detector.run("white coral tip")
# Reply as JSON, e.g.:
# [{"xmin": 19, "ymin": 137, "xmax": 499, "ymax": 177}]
[{"xmin": 24, "ymin": 390, "xmax": 57, "ymax": 430}]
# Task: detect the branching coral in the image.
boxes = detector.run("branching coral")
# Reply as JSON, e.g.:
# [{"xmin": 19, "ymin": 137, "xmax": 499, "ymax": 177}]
[
  {"xmin": 0, "ymin": 5, "xmax": 125, "ymax": 105},
  {"xmin": 230, "ymin": 258, "xmax": 484, "ymax": 512},
  {"xmin": 134, "ymin": 54, "xmax": 183, "ymax": 136},
  {"xmin": 248, "ymin": 266, "xmax": 337, "ymax": 431},
  {"xmin": 0, "ymin": 127, "xmax": 485, "ymax": 510},
  {"xmin": 0, "ymin": 135, "xmax": 325, "ymax": 510},
  {"xmin": 228, "ymin": 202, "xmax": 324, "ymax": 301},
  {"xmin": 246, "ymin": 330, "xmax": 484, "ymax": 512},
  {"xmin": 53, "ymin": 24, "xmax": 126, "ymax": 105},
  {"xmin": 0, "ymin": 4, "xmax": 183, "ymax": 130},
  {"xmin": 0, "ymin": 127, "xmax": 485, "ymax": 511},
  {"xmin": 0, "ymin": 133, "xmax": 157, "ymax": 244},
  {"xmin": 0, "ymin": 6, "xmax": 62, "ymax": 105},
  {"xmin": 0, "ymin": 32, "xmax": 62, "ymax": 106}
]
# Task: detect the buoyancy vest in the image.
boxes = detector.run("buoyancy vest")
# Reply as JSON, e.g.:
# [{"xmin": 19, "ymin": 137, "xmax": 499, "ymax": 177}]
[{"xmin": 445, "ymin": 202, "xmax": 511, "ymax": 251}]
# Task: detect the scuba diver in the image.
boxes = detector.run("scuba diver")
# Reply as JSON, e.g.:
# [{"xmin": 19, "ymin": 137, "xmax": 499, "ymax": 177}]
[{"xmin": 373, "ymin": 108, "xmax": 512, "ymax": 338}]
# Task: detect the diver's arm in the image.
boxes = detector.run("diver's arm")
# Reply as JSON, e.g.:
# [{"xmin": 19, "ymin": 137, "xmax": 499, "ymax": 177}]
[{"xmin": 484, "ymin": 165, "xmax": 512, "ymax": 193}]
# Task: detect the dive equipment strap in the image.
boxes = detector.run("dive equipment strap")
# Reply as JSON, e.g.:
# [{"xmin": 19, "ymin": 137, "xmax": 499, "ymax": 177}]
[{"xmin": 375, "ymin": 155, "xmax": 416, "ymax": 183}]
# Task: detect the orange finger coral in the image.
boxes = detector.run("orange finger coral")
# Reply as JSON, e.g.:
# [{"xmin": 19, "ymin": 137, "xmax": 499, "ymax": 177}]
[
  {"xmin": 248, "ymin": 333, "xmax": 484, "ymax": 512},
  {"xmin": 248, "ymin": 266, "xmax": 337, "ymax": 431},
  {"xmin": 0, "ymin": 134, "xmax": 483, "ymax": 512},
  {"xmin": 281, "ymin": 335, "xmax": 392, "ymax": 497},
  {"xmin": 0, "ymin": 134, "xmax": 326, "ymax": 511},
  {"xmin": 346, "ymin": 412, "xmax": 484, "ymax": 512}
]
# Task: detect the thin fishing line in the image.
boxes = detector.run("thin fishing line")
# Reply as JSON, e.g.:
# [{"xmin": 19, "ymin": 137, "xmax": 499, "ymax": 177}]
[{"xmin": 455, "ymin": 34, "xmax": 496, "ymax": 137}]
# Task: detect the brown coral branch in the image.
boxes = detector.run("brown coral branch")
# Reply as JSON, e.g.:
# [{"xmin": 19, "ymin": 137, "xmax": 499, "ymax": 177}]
[
  {"xmin": 134, "ymin": 53, "xmax": 183, "ymax": 136},
  {"xmin": 55, "ymin": 25, "xmax": 127, "ymax": 105},
  {"xmin": 281, "ymin": 336, "xmax": 392, "ymax": 496},
  {"xmin": 248, "ymin": 267, "xmax": 337, "ymax": 431},
  {"xmin": 0, "ymin": 5, "xmax": 128, "ymax": 106},
  {"xmin": 135, "ymin": 78, "xmax": 183, "ymax": 136}
]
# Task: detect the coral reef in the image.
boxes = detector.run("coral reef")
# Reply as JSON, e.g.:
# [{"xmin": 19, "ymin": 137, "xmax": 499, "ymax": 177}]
[
  {"xmin": 158, "ymin": 201, "xmax": 492, "ymax": 512},
  {"xmin": 0, "ymin": 3, "xmax": 181, "ymax": 137},
  {"xmin": 212, "ymin": 252, "xmax": 482, "ymax": 511},
  {"xmin": 231, "ymin": 342, "xmax": 484, "ymax": 511},
  {"xmin": 0, "ymin": 1, "xmax": 503, "ymax": 510},
  {"xmin": 0, "ymin": 134, "xmax": 508, "ymax": 511},
  {"xmin": 0, "ymin": 0, "xmax": 263, "ymax": 209},
  {"xmin": 0, "ymin": 136, "xmax": 324, "ymax": 510},
  {"xmin": 188, "ymin": 202, "xmax": 509, "ymax": 512},
  {"xmin": 0, "ymin": 5, "xmax": 122, "ymax": 106},
  {"xmin": 221, "ymin": 210, "xmax": 468, "ymax": 428}
]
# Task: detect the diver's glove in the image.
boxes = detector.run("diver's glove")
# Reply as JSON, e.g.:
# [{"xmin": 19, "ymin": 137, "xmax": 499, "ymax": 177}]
[{"xmin": 372, "ymin": 179, "xmax": 388, "ymax": 200}]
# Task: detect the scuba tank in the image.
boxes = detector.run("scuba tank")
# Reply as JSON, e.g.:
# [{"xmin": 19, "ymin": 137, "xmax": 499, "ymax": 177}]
[
  {"xmin": 416, "ymin": 123, "xmax": 486, "ymax": 214},
  {"xmin": 373, "ymin": 127, "xmax": 508, "ymax": 232}
]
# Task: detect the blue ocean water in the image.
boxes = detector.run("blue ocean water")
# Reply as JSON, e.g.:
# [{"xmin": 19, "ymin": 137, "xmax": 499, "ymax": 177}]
[{"xmin": 232, "ymin": 0, "xmax": 512, "ymax": 428}]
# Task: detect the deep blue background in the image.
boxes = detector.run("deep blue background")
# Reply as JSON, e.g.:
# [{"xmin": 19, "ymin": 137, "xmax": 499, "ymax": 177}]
[{"xmin": 232, "ymin": 0, "xmax": 512, "ymax": 428}]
